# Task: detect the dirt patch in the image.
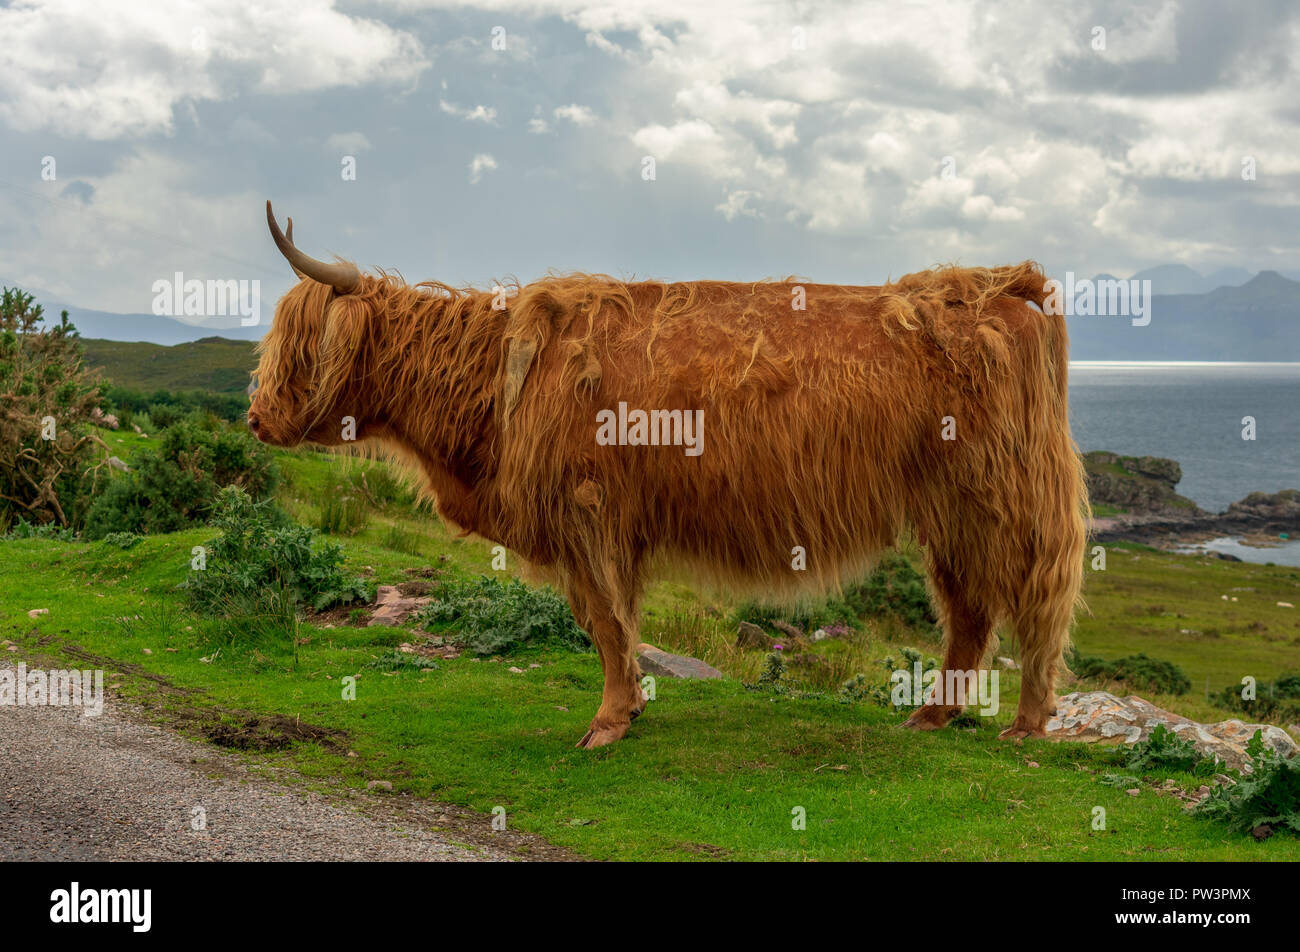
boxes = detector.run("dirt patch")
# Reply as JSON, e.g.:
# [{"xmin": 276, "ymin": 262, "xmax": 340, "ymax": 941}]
[
  {"xmin": 402, "ymin": 566, "xmax": 444, "ymax": 579},
  {"xmin": 396, "ymin": 580, "xmax": 437, "ymax": 597},
  {"xmin": 192, "ymin": 711, "xmax": 350, "ymax": 752},
  {"xmin": 308, "ymin": 603, "xmax": 370, "ymax": 628},
  {"xmin": 58, "ymin": 644, "xmax": 202, "ymax": 696}
]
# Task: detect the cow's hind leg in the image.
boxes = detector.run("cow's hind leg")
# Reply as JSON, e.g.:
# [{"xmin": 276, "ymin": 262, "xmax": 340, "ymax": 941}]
[
  {"xmin": 563, "ymin": 566, "xmax": 647, "ymax": 750},
  {"xmin": 902, "ymin": 550, "xmax": 996, "ymax": 731},
  {"xmin": 999, "ymin": 560, "xmax": 1077, "ymax": 739}
]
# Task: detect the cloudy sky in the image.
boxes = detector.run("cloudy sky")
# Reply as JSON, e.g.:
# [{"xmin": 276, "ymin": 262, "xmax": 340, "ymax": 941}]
[{"xmin": 0, "ymin": 0, "xmax": 1297, "ymax": 321}]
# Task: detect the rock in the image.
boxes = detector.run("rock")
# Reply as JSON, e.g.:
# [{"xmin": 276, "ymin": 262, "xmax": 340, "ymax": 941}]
[
  {"xmin": 1252, "ymin": 824, "xmax": 1274, "ymax": 841},
  {"xmin": 736, "ymin": 621, "xmax": 775, "ymax": 650},
  {"xmin": 1224, "ymin": 489, "xmax": 1300, "ymax": 525},
  {"xmin": 1126, "ymin": 788, "xmax": 1140, "ymax": 797},
  {"xmin": 366, "ymin": 585, "xmax": 433, "ymax": 627},
  {"xmin": 771, "ymin": 620, "xmax": 804, "ymax": 641},
  {"xmin": 366, "ymin": 780, "xmax": 393, "ymax": 792},
  {"xmin": 26, "ymin": 609, "xmax": 49, "ymax": 618},
  {"xmin": 996, "ymin": 656, "xmax": 1019, "ymax": 670},
  {"xmin": 141, "ymin": 648, "xmax": 152, "ymax": 655},
  {"xmin": 106, "ymin": 455, "xmax": 130, "ymax": 472},
  {"xmin": 1046, "ymin": 691, "xmax": 1299, "ymax": 771},
  {"xmin": 1083, "ymin": 451, "xmax": 1201, "ymax": 515},
  {"xmin": 636, "ymin": 643, "xmax": 723, "ymax": 680}
]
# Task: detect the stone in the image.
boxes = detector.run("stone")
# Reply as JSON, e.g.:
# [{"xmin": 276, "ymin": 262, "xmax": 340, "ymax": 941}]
[
  {"xmin": 771, "ymin": 620, "xmax": 804, "ymax": 641},
  {"xmin": 26, "ymin": 609, "xmax": 48, "ymax": 618},
  {"xmin": 107, "ymin": 456, "xmax": 130, "ymax": 472},
  {"xmin": 366, "ymin": 780, "xmax": 393, "ymax": 792},
  {"xmin": 736, "ymin": 621, "xmax": 775, "ymax": 650},
  {"xmin": 636, "ymin": 643, "xmax": 723, "ymax": 680},
  {"xmin": 996, "ymin": 656, "xmax": 1019, "ymax": 670},
  {"xmin": 367, "ymin": 585, "xmax": 432, "ymax": 627},
  {"xmin": 1046, "ymin": 690, "xmax": 1299, "ymax": 771}
]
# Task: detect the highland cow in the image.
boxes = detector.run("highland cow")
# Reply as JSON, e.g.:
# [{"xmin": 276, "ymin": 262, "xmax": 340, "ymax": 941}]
[{"xmin": 251, "ymin": 202, "xmax": 1088, "ymax": 749}]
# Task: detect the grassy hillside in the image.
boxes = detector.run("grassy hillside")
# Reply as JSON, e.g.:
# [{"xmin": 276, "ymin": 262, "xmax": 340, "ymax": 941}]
[
  {"xmin": 82, "ymin": 336, "xmax": 257, "ymax": 394},
  {"xmin": 2, "ymin": 430, "xmax": 1297, "ymax": 860}
]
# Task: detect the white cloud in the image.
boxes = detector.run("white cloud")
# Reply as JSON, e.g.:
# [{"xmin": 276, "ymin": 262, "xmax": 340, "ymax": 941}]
[
  {"xmin": 528, "ymin": 117, "xmax": 551, "ymax": 134},
  {"xmin": 0, "ymin": 0, "xmax": 429, "ymax": 140},
  {"xmin": 553, "ymin": 103, "xmax": 597, "ymax": 126},
  {"xmin": 440, "ymin": 99, "xmax": 500, "ymax": 123},
  {"xmin": 468, "ymin": 153, "xmax": 498, "ymax": 183},
  {"xmin": 631, "ymin": 119, "xmax": 737, "ymax": 175},
  {"xmin": 715, "ymin": 189, "xmax": 761, "ymax": 221}
]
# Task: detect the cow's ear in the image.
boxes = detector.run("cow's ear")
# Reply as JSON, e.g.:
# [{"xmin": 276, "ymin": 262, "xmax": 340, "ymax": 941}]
[{"xmin": 311, "ymin": 295, "xmax": 369, "ymax": 416}]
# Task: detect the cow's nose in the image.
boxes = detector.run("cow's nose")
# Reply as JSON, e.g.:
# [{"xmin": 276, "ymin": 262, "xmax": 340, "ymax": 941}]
[{"xmin": 247, "ymin": 412, "xmax": 261, "ymax": 435}]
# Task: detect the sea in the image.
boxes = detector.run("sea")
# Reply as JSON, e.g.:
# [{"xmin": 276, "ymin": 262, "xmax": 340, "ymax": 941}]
[{"xmin": 1068, "ymin": 363, "xmax": 1300, "ymax": 565}]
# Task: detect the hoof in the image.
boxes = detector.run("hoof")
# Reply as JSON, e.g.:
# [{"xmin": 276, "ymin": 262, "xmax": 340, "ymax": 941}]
[
  {"xmin": 575, "ymin": 718, "xmax": 631, "ymax": 749},
  {"xmin": 997, "ymin": 724, "xmax": 1047, "ymax": 740},
  {"xmin": 900, "ymin": 707, "xmax": 956, "ymax": 731}
]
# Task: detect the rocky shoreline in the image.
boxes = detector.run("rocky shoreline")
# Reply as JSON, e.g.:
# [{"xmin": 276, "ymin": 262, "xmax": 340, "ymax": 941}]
[{"xmin": 1084, "ymin": 452, "xmax": 1299, "ymax": 550}]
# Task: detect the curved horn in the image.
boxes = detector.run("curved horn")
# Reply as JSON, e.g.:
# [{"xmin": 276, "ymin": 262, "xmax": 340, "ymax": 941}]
[{"xmin": 266, "ymin": 200, "xmax": 360, "ymax": 293}]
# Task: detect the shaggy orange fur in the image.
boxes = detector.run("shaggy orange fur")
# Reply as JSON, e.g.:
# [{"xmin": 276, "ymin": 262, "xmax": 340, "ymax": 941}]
[{"xmin": 251, "ymin": 243, "xmax": 1088, "ymax": 748}]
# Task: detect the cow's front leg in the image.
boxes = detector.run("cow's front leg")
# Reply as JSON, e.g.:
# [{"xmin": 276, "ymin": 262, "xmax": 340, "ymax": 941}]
[{"xmin": 564, "ymin": 569, "xmax": 646, "ymax": 749}]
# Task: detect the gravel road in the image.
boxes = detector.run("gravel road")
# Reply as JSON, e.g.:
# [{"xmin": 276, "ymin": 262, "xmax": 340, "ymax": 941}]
[{"xmin": 0, "ymin": 665, "xmax": 518, "ymax": 861}]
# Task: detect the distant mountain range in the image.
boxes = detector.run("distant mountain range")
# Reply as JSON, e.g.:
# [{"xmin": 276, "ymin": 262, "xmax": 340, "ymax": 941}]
[
  {"xmin": 5, "ymin": 284, "xmax": 265, "ymax": 345},
  {"xmin": 1066, "ymin": 270, "xmax": 1300, "ymax": 361},
  {"xmin": 6, "ymin": 264, "xmax": 1300, "ymax": 359}
]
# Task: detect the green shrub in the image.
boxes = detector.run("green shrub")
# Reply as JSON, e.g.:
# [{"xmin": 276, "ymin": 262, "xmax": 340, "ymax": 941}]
[
  {"xmin": 1196, "ymin": 731, "xmax": 1300, "ymax": 837},
  {"xmin": 841, "ymin": 646, "xmax": 940, "ymax": 708},
  {"xmin": 347, "ymin": 464, "xmax": 412, "ymax": 508},
  {"xmin": 383, "ymin": 524, "xmax": 422, "ymax": 555},
  {"xmin": 82, "ymin": 418, "xmax": 277, "ymax": 538},
  {"xmin": 365, "ymin": 649, "xmax": 440, "ymax": 672},
  {"xmin": 0, "ymin": 288, "xmax": 104, "ymax": 530},
  {"xmin": 318, "ymin": 493, "xmax": 368, "ymax": 535},
  {"xmin": 1067, "ymin": 647, "xmax": 1191, "ymax": 695},
  {"xmin": 100, "ymin": 531, "xmax": 142, "ymax": 549},
  {"xmin": 734, "ymin": 595, "xmax": 856, "ymax": 637},
  {"xmin": 1122, "ymin": 724, "xmax": 1217, "ymax": 775},
  {"xmin": 1215, "ymin": 672, "xmax": 1300, "ymax": 725},
  {"xmin": 416, "ymin": 575, "xmax": 589, "ymax": 655},
  {"xmin": 843, "ymin": 553, "xmax": 939, "ymax": 635},
  {"xmin": 146, "ymin": 403, "xmax": 185, "ymax": 429},
  {"xmin": 104, "ymin": 385, "xmax": 248, "ymax": 424},
  {"xmin": 185, "ymin": 487, "xmax": 368, "ymax": 618},
  {"xmin": 3, "ymin": 517, "xmax": 77, "ymax": 541}
]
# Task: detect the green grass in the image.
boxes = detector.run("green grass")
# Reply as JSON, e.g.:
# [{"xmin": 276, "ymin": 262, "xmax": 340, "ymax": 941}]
[{"xmin": 5, "ymin": 435, "xmax": 1298, "ymax": 860}]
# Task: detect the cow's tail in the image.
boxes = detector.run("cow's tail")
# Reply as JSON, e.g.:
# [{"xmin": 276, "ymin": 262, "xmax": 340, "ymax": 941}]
[{"xmin": 1002, "ymin": 261, "xmax": 1088, "ymax": 729}]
